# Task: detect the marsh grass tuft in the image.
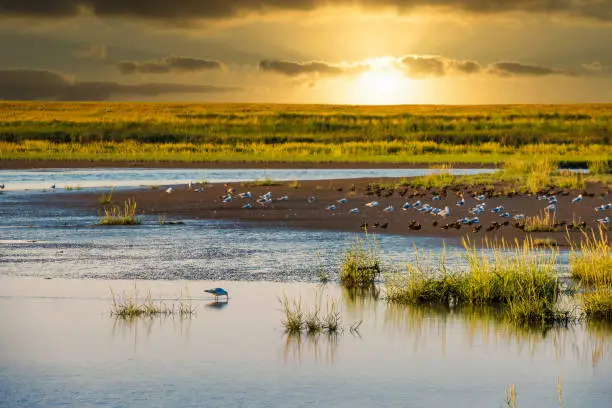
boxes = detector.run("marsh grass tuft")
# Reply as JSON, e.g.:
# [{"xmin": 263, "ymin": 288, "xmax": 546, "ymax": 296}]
[
  {"xmin": 98, "ymin": 198, "xmax": 141, "ymax": 225},
  {"xmin": 523, "ymin": 211, "xmax": 556, "ymax": 232},
  {"xmin": 569, "ymin": 228, "xmax": 612, "ymax": 287},
  {"xmin": 582, "ymin": 290, "xmax": 612, "ymax": 320},
  {"xmin": 385, "ymin": 238, "xmax": 565, "ymax": 326},
  {"xmin": 287, "ymin": 179, "xmax": 301, "ymax": 189},
  {"xmin": 99, "ymin": 190, "xmax": 113, "ymax": 205},
  {"xmin": 279, "ymin": 294, "xmax": 344, "ymax": 334},
  {"xmin": 340, "ymin": 234, "xmax": 381, "ymax": 288},
  {"xmin": 110, "ymin": 285, "xmax": 196, "ymax": 319},
  {"xmin": 241, "ymin": 178, "xmax": 281, "ymax": 187}
]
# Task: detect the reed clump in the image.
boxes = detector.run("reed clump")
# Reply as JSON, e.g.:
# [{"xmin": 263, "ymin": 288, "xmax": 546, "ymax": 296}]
[
  {"xmin": 99, "ymin": 190, "xmax": 113, "ymax": 205},
  {"xmin": 340, "ymin": 235, "xmax": 381, "ymax": 288},
  {"xmin": 582, "ymin": 290, "xmax": 612, "ymax": 320},
  {"xmin": 569, "ymin": 229, "xmax": 612, "ymax": 287},
  {"xmin": 523, "ymin": 211, "xmax": 557, "ymax": 232},
  {"xmin": 110, "ymin": 285, "xmax": 196, "ymax": 318},
  {"xmin": 98, "ymin": 198, "xmax": 141, "ymax": 225},
  {"xmin": 385, "ymin": 238, "xmax": 565, "ymax": 325},
  {"xmin": 279, "ymin": 294, "xmax": 342, "ymax": 334}
]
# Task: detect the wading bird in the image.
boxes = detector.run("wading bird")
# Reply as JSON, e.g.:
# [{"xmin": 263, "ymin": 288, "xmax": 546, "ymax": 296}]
[
  {"xmin": 165, "ymin": 187, "xmax": 174, "ymax": 194},
  {"xmin": 307, "ymin": 196, "xmax": 316, "ymax": 203},
  {"xmin": 205, "ymin": 288, "xmax": 229, "ymax": 302},
  {"xmin": 0, "ymin": 184, "xmax": 4, "ymax": 190}
]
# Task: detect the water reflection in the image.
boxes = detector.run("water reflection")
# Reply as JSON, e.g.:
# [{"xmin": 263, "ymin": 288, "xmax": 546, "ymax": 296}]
[
  {"xmin": 383, "ymin": 302, "xmax": 612, "ymax": 368},
  {"xmin": 283, "ymin": 332, "xmax": 339, "ymax": 364},
  {"xmin": 206, "ymin": 300, "xmax": 229, "ymax": 310},
  {"xmin": 110, "ymin": 315, "xmax": 193, "ymax": 353}
]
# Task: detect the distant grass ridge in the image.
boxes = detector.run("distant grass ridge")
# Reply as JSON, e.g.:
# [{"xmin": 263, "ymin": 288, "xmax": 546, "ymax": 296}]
[{"xmin": 1, "ymin": 102, "xmax": 611, "ymax": 165}]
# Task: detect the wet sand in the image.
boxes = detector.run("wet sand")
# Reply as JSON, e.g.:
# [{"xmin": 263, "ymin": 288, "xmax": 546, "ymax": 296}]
[
  {"xmin": 49, "ymin": 177, "xmax": 611, "ymax": 245},
  {"xmin": 0, "ymin": 159, "xmax": 496, "ymax": 170}
]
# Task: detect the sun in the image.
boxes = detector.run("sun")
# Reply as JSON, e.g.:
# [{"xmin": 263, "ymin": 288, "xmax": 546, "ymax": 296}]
[{"xmin": 353, "ymin": 58, "xmax": 415, "ymax": 105}]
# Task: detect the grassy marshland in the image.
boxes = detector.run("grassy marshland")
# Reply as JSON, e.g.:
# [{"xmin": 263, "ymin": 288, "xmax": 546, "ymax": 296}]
[
  {"xmin": 110, "ymin": 286, "xmax": 196, "ymax": 318},
  {"xmin": 340, "ymin": 235, "xmax": 381, "ymax": 288},
  {"xmin": 98, "ymin": 198, "xmax": 141, "ymax": 225},
  {"xmin": 1, "ymin": 102, "xmax": 611, "ymax": 165}
]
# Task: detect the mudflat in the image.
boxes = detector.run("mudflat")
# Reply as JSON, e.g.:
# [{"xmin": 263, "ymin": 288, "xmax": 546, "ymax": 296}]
[{"xmin": 48, "ymin": 177, "xmax": 611, "ymax": 245}]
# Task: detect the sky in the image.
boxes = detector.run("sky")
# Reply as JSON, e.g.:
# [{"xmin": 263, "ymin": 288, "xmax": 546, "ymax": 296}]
[{"xmin": 1, "ymin": 0, "xmax": 612, "ymax": 104}]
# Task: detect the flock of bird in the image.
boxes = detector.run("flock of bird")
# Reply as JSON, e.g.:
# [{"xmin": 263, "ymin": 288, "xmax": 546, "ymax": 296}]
[{"xmin": 161, "ymin": 181, "xmax": 612, "ymax": 231}]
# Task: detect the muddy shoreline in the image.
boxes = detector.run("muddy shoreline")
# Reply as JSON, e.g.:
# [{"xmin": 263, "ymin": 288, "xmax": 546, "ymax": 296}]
[{"xmin": 45, "ymin": 177, "xmax": 611, "ymax": 246}]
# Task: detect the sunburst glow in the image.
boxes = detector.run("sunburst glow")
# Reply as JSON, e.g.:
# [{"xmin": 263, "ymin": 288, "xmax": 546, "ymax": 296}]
[{"xmin": 352, "ymin": 58, "xmax": 418, "ymax": 105}]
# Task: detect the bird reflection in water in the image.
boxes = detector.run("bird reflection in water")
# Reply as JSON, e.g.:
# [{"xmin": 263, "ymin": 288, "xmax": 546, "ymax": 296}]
[{"xmin": 206, "ymin": 299, "xmax": 229, "ymax": 310}]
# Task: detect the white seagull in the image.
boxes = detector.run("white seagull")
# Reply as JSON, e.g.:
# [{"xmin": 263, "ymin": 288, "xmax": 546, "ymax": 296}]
[
  {"xmin": 242, "ymin": 203, "xmax": 252, "ymax": 209},
  {"xmin": 326, "ymin": 205, "xmax": 337, "ymax": 211},
  {"xmin": 382, "ymin": 205, "xmax": 394, "ymax": 212},
  {"xmin": 165, "ymin": 187, "xmax": 174, "ymax": 194},
  {"xmin": 349, "ymin": 208, "xmax": 359, "ymax": 214},
  {"xmin": 571, "ymin": 194, "xmax": 583, "ymax": 204},
  {"xmin": 439, "ymin": 206, "xmax": 450, "ymax": 217},
  {"xmin": 277, "ymin": 195, "xmax": 289, "ymax": 201},
  {"xmin": 337, "ymin": 198, "xmax": 347, "ymax": 204},
  {"xmin": 365, "ymin": 201, "xmax": 379, "ymax": 208},
  {"xmin": 307, "ymin": 196, "xmax": 317, "ymax": 203},
  {"xmin": 238, "ymin": 192, "xmax": 252, "ymax": 199}
]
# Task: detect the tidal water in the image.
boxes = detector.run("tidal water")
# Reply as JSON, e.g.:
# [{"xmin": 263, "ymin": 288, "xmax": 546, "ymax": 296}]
[
  {"xmin": 1, "ymin": 278, "xmax": 611, "ymax": 408},
  {"xmin": 0, "ymin": 167, "xmax": 495, "ymax": 192},
  {"xmin": 0, "ymin": 167, "xmax": 608, "ymax": 408}
]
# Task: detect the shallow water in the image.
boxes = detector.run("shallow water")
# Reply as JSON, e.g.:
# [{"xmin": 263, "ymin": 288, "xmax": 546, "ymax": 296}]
[
  {"xmin": 0, "ymin": 194, "xmax": 571, "ymax": 281},
  {"xmin": 1, "ymin": 277, "xmax": 611, "ymax": 408},
  {"xmin": 0, "ymin": 167, "xmax": 494, "ymax": 192}
]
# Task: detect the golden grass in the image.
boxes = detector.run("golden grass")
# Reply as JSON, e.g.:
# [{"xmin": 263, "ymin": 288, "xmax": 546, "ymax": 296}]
[
  {"xmin": 523, "ymin": 211, "xmax": 557, "ymax": 232},
  {"xmin": 98, "ymin": 198, "xmax": 140, "ymax": 225},
  {"xmin": 340, "ymin": 235, "xmax": 381, "ymax": 288},
  {"xmin": 570, "ymin": 228, "xmax": 612, "ymax": 287}
]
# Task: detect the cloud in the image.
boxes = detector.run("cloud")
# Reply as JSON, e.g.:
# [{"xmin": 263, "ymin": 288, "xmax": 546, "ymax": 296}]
[
  {"xmin": 74, "ymin": 44, "xmax": 107, "ymax": 60},
  {"xmin": 488, "ymin": 61, "xmax": 576, "ymax": 77},
  {"xmin": 1, "ymin": 1, "xmax": 610, "ymax": 23},
  {"xmin": 400, "ymin": 55, "xmax": 482, "ymax": 77},
  {"xmin": 262, "ymin": 55, "xmax": 578, "ymax": 79},
  {"xmin": 259, "ymin": 60, "xmax": 367, "ymax": 77},
  {"xmin": 0, "ymin": 70, "xmax": 242, "ymax": 100},
  {"xmin": 118, "ymin": 57, "xmax": 224, "ymax": 75}
]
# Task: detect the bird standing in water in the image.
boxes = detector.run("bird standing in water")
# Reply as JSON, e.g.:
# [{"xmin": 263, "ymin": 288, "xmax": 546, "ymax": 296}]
[{"xmin": 205, "ymin": 288, "xmax": 229, "ymax": 302}]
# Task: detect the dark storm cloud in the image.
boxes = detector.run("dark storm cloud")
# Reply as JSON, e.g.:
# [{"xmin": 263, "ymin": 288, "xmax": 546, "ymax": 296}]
[
  {"xmin": 488, "ymin": 61, "xmax": 576, "ymax": 77},
  {"xmin": 259, "ymin": 60, "xmax": 366, "ymax": 77},
  {"xmin": 118, "ymin": 57, "xmax": 223, "ymax": 75},
  {"xmin": 1, "ymin": 1, "xmax": 610, "ymax": 22},
  {"xmin": 0, "ymin": 70, "xmax": 242, "ymax": 100}
]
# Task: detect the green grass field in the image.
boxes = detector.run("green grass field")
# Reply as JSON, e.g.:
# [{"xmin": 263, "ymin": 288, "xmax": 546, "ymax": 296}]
[{"xmin": 1, "ymin": 102, "xmax": 611, "ymax": 165}]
